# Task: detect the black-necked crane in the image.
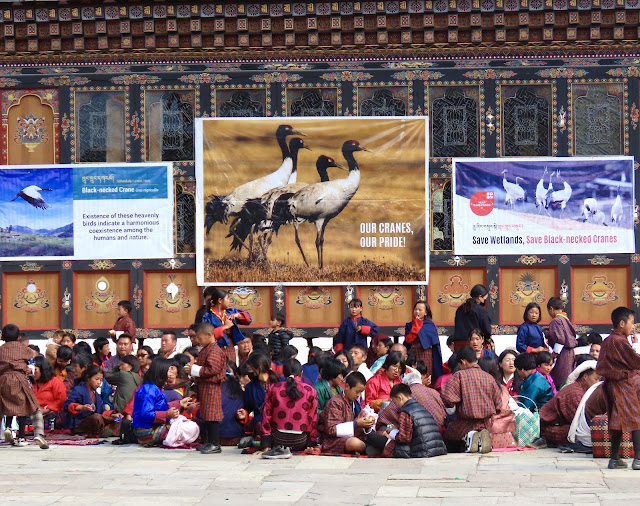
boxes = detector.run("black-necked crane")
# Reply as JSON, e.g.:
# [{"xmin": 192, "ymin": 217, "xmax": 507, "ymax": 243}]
[
  {"xmin": 582, "ymin": 197, "xmax": 599, "ymax": 223},
  {"xmin": 226, "ymin": 137, "xmax": 311, "ymax": 252},
  {"xmin": 611, "ymin": 185, "xmax": 623, "ymax": 225},
  {"xmin": 12, "ymin": 185, "xmax": 53, "ymax": 209},
  {"xmin": 289, "ymin": 140, "xmax": 371, "ymax": 269},
  {"xmin": 204, "ymin": 124, "xmax": 305, "ymax": 233},
  {"xmin": 545, "ymin": 169, "xmax": 572, "ymax": 214},
  {"xmin": 535, "ymin": 167, "xmax": 548, "ymax": 213},
  {"xmin": 502, "ymin": 170, "xmax": 526, "ymax": 207}
]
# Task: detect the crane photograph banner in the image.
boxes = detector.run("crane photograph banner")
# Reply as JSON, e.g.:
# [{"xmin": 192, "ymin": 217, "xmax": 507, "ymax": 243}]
[
  {"xmin": 452, "ymin": 156, "xmax": 635, "ymax": 256},
  {"xmin": 0, "ymin": 163, "xmax": 173, "ymax": 261},
  {"xmin": 195, "ymin": 117, "xmax": 429, "ymax": 285}
]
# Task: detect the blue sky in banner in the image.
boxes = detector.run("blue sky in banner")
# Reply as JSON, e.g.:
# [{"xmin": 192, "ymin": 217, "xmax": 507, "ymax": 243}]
[{"xmin": 0, "ymin": 168, "xmax": 73, "ymax": 231}]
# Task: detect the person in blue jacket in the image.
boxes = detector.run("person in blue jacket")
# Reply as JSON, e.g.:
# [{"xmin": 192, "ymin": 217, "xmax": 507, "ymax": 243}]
[
  {"xmin": 516, "ymin": 302, "xmax": 548, "ymax": 354},
  {"xmin": 132, "ymin": 357, "xmax": 194, "ymax": 446},
  {"xmin": 514, "ymin": 352, "xmax": 554, "ymax": 412},
  {"xmin": 202, "ymin": 288, "xmax": 252, "ymax": 365},
  {"xmin": 334, "ymin": 298, "xmax": 378, "ymax": 353},
  {"xmin": 403, "ymin": 300, "xmax": 444, "ymax": 382}
]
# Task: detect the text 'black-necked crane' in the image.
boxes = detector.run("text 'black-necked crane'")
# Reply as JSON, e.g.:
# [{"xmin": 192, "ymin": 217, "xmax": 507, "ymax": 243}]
[
  {"xmin": 289, "ymin": 140, "xmax": 371, "ymax": 269},
  {"xmin": 204, "ymin": 124, "xmax": 305, "ymax": 234},
  {"xmin": 12, "ymin": 185, "xmax": 53, "ymax": 209}
]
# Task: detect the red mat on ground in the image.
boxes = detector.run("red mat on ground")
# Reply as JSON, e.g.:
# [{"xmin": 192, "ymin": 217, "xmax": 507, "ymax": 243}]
[{"xmin": 240, "ymin": 447, "xmax": 380, "ymax": 458}]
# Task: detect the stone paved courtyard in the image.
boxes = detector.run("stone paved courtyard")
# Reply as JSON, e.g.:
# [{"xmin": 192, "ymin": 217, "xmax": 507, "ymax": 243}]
[{"xmin": 1, "ymin": 443, "xmax": 639, "ymax": 505}]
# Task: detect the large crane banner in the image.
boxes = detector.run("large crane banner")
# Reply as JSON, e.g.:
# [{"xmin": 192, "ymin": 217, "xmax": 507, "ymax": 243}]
[
  {"xmin": 0, "ymin": 163, "xmax": 173, "ymax": 260},
  {"xmin": 195, "ymin": 117, "xmax": 429, "ymax": 285},
  {"xmin": 452, "ymin": 156, "xmax": 635, "ymax": 255}
]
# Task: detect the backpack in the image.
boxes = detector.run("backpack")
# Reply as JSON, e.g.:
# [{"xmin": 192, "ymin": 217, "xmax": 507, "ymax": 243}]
[{"xmin": 112, "ymin": 419, "xmax": 138, "ymax": 445}]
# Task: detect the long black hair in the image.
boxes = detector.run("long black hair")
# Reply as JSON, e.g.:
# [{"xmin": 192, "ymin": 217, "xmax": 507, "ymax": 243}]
[
  {"xmin": 461, "ymin": 284, "xmax": 489, "ymax": 314},
  {"xmin": 34, "ymin": 356, "xmax": 55, "ymax": 383},
  {"xmin": 144, "ymin": 357, "xmax": 173, "ymax": 388},
  {"xmin": 498, "ymin": 349, "xmax": 522, "ymax": 392},
  {"xmin": 478, "ymin": 356, "xmax": 502, "ymax": 386},
  {"xmin": 246, "ymin": 351, "xmax": 280, "ymax": 384},
  {"xmin": 283, "ymin": 359, "xmax": 303, "ymax": 401},
  {"xmin": 81, "ymin": 364, "xmax": 103, "ymax": 383},
  {"xmin": 209, "ymin": 288, "xmax": 229, "ymax": 310},
  {"xmin": 224, "ymin": 361, "xmax": 244, "ymax": 400}
]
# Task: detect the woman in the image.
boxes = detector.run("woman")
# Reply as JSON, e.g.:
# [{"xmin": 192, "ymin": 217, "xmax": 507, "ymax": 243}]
[
  {"xmin": 32, "ymin": 356, "xmax": 67, "ymax": 429},
  {"xmin": 364, "ymin": 351, "xmax": 405, "ymax": 412},
  {"xmin": 498, "ymin": 349, "xmax": 521, "ymax": 399},
  {"xmin": 164, "ymin": 354, "xmax": 192, "ymax": 402},
  {"xmin": 404, "ymin": 300, "xmax": 444, "ymax": 382},
  {"xmin": 244, "ymin": 352, "xmax": 282, "ymax": 437},
  {"xmin": 136, "ymin": 346, "xmax": 154, "ymax": 376},
  {"xmin": 478, "ymin": 356, "xmax": 517, "ymax": 449},
  {"xmin": 469, "ymin": 329, "xmax": 497, "ymax": 360},
  {"xmin": 132, "ymin": 358, "xmax": 195, "ymax": 446},
  {"xmin": 453, "ymin": 284, "xmax": 491, "ymax": 352},
  {"xmin": 91, "ymin": 336, "xmax": 111, "ymax": 369}
]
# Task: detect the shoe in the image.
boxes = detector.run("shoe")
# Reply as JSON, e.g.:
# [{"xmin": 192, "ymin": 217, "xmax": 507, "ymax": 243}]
[
  {"xmin": 196, "ymin": 443, "xmax": 208, "ymax": 451},
  {"xmin": 632, "ymin": 459, "xmax": 640, "ymax": 470},
  {"xmin": 261, "ymin": 446, "xmax": 292, "ymax": 459},
  {"xmin": 200, "ymin": 444, "xmax": 222, "ymax": 454},
  {"xmin": 608, "ymin": 458, "xmax": 628, "ymax": 469},
  {"xmin": 478, "ymin": 429, "xmax": 492, "ymax": 454},
  {"xmin": 33, "ymin": 435, "xmax": 49, "ymax": 450},
  {"xmin": 571, "ymin": 441, "xmax": 593, "ymax": 454},
  {"xmin": 4, "ymin": 429, "xmax": 14, "ymax": 444},
  {"xmin": 464, "ymin": 431, "xmax": 479, "ymax": 453},
  {"xmin": 237, "ymin": 436, "xmax": 254, "ymax": 449},
  {"xmin": 14, "ymin": 438, "xmax": 28, "ymax": 447},
  {"xmin": 527, "ymin": 437, "xmax": 548, "ymax": 450},
  {"xmin": 559, "ymin": 445, "xmax": 574, "ymax": 453}
]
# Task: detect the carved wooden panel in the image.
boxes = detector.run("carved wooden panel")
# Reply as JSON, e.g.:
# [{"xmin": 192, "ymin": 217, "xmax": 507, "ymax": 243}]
[
  {"xmin": 144, "ymin": 270, "xmax": 198, "ymax": 328},
  {"xmin": 144, "ymin": 89, "xmax": 195, "ymax": 161},
  {"xmin": 74, "ymin": 91, "xmax": 126, "ymax": 163},
  {"xmin": 286, "ymin": 286, "xmax": 343, "ymax": 327},
  {"xmin": 499, "ymin": 267, "xmax": 557, "ymax": 325},
  {"xmin": 429, "ymin": 268, "xmax": 486, "ymax": 326},
  {"xmin": 360, "ymin": 285, "xmax": 410, "ymax": 326},
  {"xmin": 227, "ymin": 286, "xmax": 272, "ymax": 328},
  {"xmin": 571, "ymin": 265, "xmax": 629, "ymax": 325},
  {"xmin": 73, "ymin": 271, "xmax": 130, "ymax": 329},
  {"xmin": 3, "ymin": 272, "xmax": 60, "ymax": 330}
]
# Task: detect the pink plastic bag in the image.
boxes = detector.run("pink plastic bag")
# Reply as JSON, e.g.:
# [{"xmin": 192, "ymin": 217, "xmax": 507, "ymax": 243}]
[{"xmin": 163, "ymin": 415, "xmax": 200, "ymax": 447}]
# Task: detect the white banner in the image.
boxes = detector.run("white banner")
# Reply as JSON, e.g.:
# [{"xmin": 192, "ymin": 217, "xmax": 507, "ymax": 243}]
[
  {"xmin": 453, "ymin": 156, "xmax": 635, "ymax": 255},
  {"xmin": 0, "ymin": 163, "xmax": 174, "ymax": 260}
]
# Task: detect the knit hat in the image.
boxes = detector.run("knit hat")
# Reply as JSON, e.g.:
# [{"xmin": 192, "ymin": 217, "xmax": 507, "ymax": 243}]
[{"xmin": 563, "ymin": 359, "xmax": 596, "ymax": 387}]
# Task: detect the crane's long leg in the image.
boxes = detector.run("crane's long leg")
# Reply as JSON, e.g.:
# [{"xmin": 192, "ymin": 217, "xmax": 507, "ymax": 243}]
[
  {"xmin": 293, "ymin": 221, "xmax": 309, "ymax": 266},
  {"xmin": 316, "ymin": 220, "xmax": 327, "ymax": 270}
]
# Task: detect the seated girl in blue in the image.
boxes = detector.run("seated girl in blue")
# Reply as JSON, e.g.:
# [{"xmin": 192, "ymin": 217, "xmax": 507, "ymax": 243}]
[
  {"xmin": 516, "ymin": 302, "xmax": 547, "ymax": 354},
  {"xmin": 132, "ymin": 357, "xmax": 195, "ymax": 447},
  {"xmin": 202, "ymin": 288, "xmax": 251, "ymax": 364}
]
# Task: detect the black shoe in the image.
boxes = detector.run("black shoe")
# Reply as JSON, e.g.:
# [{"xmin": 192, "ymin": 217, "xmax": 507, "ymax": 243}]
[
  {"xmin": 237, "ymin": 436, "xmax": 254, "ymax": 449},
  {"xmin": 608, "ymin": 458, "xmax": 628, "ymax": 469},
  {"xmin": 527, "ymin": 437, "xmax": 547, "ymax": 450},
  {"xmin": 200, "ymin": 444, "xmax": 222, "ymax": 454},
  {"xmin": 195, "ymin": 443, "xmax": 208, "ymax": 451}
]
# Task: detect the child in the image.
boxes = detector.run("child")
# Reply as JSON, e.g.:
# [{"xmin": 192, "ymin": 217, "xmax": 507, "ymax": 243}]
[
  {"xmin": 132, "ymin": 357, "xmax": 196, "ymax": 446},
  {"xmin": 595, "ymin": 307, "xmax": 640, "ymax": 469},
  {"xmin": 403, "ymin": 300, "xmax": 444, "ymax": 382},
  {"xmin": 92, "ymin": 336, "xmax": 111, "ymax": 369},
  {"xmin": 64, "ymin": 364, "xmax": 122, "ymax": 436},
  {"xmin": 546, "ymin": 297, "xmax": 578, "ymax": 387},
  {"xmin": 61, "ymin": 332, "xmax": 76, "ymax": 348},
  {"xmin": 514, "ymin": 352, "xmax": 553, "ymax": 412},
  {"xmin": 335, "ymin": 298, "xmax": 379, "ymax": 353},
  {"xmin": 105, "ymin": 355, "xmax": 143, "ymax": 412},
  {"xmin": 588, "ymin": 333, "xmax": 603, "ymax": 360},
  {"xmin": 274, "ymin": 345, "xmax": 298, "ymax": 375},
  {"xmin": 0, "ymin": 324, "xmax": 49, "ymax": 449},
  {"xmin": 387, "ymin": 383, "xmax": 447, "ymax": 458},
  {"xmin": 498, "ymin": 349, "xmax": 521, "ymax": 399},
  {"xmin": 110, "ymin": 300, "xmax": 136, "ymax": 344},
  {"xmin": 186, "ymin": 322, "xmax": 227, "ymax": 454},
  {"xmin": 536, "ymin": 351, "xmax": 558, "ymax": 396},
  {"xmin": 590, "ymin": 342, "xmax": 601, "ymax": 360},
  {"xmin": 478, "ymin": 357, "xmax": 517, "ymax": 449},
  {"xmin": 266, "ymin": 313, "xmax": 293, "ymax": 361},
  {"xmin": 314, "ymin": 357, "xmax": 347, "ymax": 414},
  {"xmin": 320, "ymin": 371, "xmax": 373, "ymax": 454},
  {"xmin": 52, "ymin": 345, "xmax": 73, "ymax": 384},
  {"xmin": 469, "ymin": 329, "xmax": 497, "ymax": 360},
  {"xmin": 516, "ymin": 302, "xmax": 547, "ymax": 354},
  {"xmin": 260, "ymin": 359, "xmax": 318, "ymax": 459},
  {"xmin": 45, "ymin": 329, "xmax": 65, "ymax": 363},
  {"xmin": 32, "ymin": 356, "xmax": 67, "ymax": 428},
  {"xmin": 202, "ymin": 288, "xmax": 252, "ymax": 365},
  {"xmin": 302, "ymin": 346, "xmax": 324, "ymax": 384},
  {"xmin": 369, "ymin": 337, "xmax": 393, "ymax": 375},
  {"xmin": 244, "ymin": 352, "xmax": 282, "ymax": 442},
  {"xmin": 220, "ymin": 361, "xmax": 246, "ymax": 446}
]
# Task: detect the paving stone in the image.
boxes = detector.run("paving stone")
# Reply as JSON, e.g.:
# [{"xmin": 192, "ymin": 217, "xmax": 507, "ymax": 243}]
[{"xmin": 376, "ymin": 485, "xmax": 419, "ymax": 497}]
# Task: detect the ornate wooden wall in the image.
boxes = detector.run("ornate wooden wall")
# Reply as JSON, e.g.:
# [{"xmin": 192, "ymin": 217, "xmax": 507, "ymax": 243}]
[{"xmin": 1, "ymin": 1, "xmax": 639, "ymax": 343}]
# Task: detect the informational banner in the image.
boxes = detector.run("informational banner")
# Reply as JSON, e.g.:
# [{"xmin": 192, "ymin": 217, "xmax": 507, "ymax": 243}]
[
  {"xmin": 0, "ymin": 163, "xmax": 173, "ymax": 260},
  {"xmin": 453, "ymin": 156, "xmax": 635, "ymax": 255},
  {"xmin": 195, "ymin": 117, "xmax": 428, "ymax": 285}
]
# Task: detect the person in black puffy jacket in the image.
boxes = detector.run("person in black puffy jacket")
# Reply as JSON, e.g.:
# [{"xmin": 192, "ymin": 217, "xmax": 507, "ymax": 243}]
[
  {"xmin": 389, "ymin": 383, "xmax": 447, "ymax": 458},
  {"xmin": 266, "ymin": 313, "xmax": 293, "ymax": 361}
]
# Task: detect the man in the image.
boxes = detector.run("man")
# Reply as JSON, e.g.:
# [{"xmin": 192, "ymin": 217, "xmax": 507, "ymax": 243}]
[
  {"xmin": 237, "ymin": 335, "xmax": 253, "ymax": 365},
  {"xmin": 194, "ymin": 286, "xmax": 216, "ymax": 324},
  {"xmin": 531, "ymin": 360, "xmax": 601, "ymax": 449},
  {"xmin": 160, "ymin": 331, "xmax": 178, "ymax": 359},
  {"xmin": 187, "ymin": 324, "xmax": 200, "ymax": 350},
  {"xmin": 349, "ymin": 344, "xmax": 373, "ymax": 381},
  {"xmin": 110, "ymin": 300, "xmax": 136, "ymax": 344},
  {"xmin": 103, "ymin": 334, "xmax": 134, "ymax": 372},
  {"xmin": 441, "ymin": 346, "xmax": 502, "ymax": 453}
]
